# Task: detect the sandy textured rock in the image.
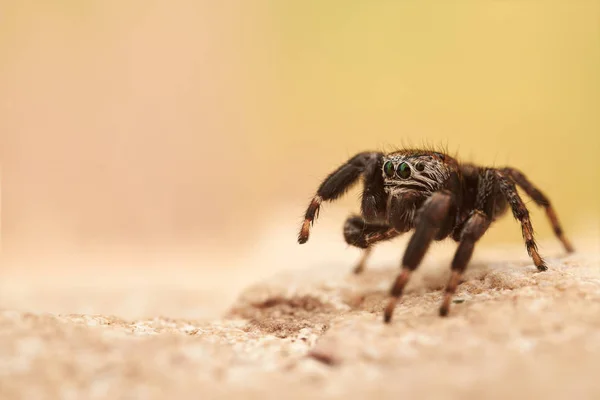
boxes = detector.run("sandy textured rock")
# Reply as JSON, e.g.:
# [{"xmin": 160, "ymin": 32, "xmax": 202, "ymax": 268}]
[{"xmin": 1, "ymin": 246, "xmax": 599, "ymax": 400}]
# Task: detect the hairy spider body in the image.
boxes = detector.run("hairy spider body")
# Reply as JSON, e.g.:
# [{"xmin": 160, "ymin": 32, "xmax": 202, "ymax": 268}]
[{"xmin": 298, "ymin": 149, "xmax": 574, "ymax": 323}]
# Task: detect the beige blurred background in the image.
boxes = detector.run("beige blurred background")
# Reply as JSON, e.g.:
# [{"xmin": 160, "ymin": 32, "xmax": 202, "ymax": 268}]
[{"xmin": 1, "ymin": 1, "xmax": 599, "ymax": 317}]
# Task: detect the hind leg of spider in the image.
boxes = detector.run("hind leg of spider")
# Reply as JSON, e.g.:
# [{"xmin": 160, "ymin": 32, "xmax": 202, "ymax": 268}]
[
  {"xmin": 298, "ymin": 152, "xmax": 383, "ymax": 244},
  {"xmin": 384, "ymin": 190, "xmax": 454, "ymax": 323},
  {"xmin": 440, "ymin": 211, "xmax": 491, "ymax": 316},
  {"xmin": 502, "ymin": 167, "xmax": 574, "ymax": 253},
  {"xmin": 343, "ymin": 215, "xmax": 398, "ymax": 274},
  {"xmin": 496, "ymin": 171, "xmax": 547, "ymax": 271}
]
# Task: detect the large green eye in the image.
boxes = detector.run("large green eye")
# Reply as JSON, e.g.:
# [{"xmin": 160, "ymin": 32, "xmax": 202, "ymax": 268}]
[
  {"xmin": 397, "ymin": 162, "xmax": 411, "ymax": 179},
  {"xmin": 383, "ymin": 161, "xmax": 395, "ymax": 177}
]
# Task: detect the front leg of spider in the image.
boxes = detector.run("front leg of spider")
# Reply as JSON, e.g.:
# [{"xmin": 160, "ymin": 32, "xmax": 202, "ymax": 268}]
[
  {"xmin": 384, "ymin": 190, "xmax": 454, "ymax": 323},
  {"xmin": 440, "ymin": 210, "xmax": 491, "ymax": 316},
  {"xmin": 298, "ymin": 152, "xmax": 382, "ymax": 244},
  {"xmin": 439, "ymin": 169, "xmax": 496, "ymax": 316}
]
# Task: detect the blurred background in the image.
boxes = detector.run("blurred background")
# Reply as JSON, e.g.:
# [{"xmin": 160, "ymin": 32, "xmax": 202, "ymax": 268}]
[{"xmin": 1, "ymin": 1, "xmax": 599, "ymax": 318}]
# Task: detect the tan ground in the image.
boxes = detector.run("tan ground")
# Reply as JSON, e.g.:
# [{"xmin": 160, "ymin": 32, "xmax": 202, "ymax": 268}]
[{"xmin": 1, "ymin": 233, "xmax": 599, "ymax": 400}]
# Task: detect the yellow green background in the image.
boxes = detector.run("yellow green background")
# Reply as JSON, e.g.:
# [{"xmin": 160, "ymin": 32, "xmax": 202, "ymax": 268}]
[{"xmin": 2, "ymin": 1, "xmax": 599, "ymax": 263}]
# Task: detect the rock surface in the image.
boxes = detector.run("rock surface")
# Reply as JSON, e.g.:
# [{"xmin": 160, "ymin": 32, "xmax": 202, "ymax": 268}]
[{"xmin": 1, "ymin": 246, "xmax": 599, "ymax": 399}]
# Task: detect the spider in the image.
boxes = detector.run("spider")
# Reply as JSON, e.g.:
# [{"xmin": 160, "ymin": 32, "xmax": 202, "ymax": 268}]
[{"xmin": 297, "ymin": 149, "xmax": 574, "ymax": 323}]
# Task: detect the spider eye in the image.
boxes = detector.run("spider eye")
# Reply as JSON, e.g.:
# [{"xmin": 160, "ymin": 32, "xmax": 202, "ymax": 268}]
[
  {"xmin": 397, "ymin": 162, "xmax": 411, "ymax": 179},
  {"xmin": 383, "ymin": 161, "xmax": 395, "ymax": 178},
  {"xmin": 415, "ymin": 162, "xmax": 425, "ymax": 172}
]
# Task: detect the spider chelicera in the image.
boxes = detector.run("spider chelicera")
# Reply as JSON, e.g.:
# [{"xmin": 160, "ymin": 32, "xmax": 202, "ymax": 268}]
[{"xmin": 297, "ymin": 149, "xmax": 574, "ymax": 323}]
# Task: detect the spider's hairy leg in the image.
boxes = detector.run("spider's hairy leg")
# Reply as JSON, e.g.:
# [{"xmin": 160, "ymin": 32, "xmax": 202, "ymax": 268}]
[
  {"xmin": 384, "ymin": 190, "xmax": 454, "ymax": 323},
  {"xmin": 354, "ymin": 247, "xmax": 372, "ymax": 275},
  {"xmin": 501, "ymin": 167, "xmax": 574, "ymax": 253},
  {"xmin": 496, "ymin": 171, "xmax": 547, "ymax": 272},
  {"xmin": 343, "ymin": 215, "xmax": 398, "ymax": 274},
  {"xmin": 440, "ymin": 211, "xmax": 491, "ymax": 316},
  {"xmin": 298, "ymin": 152, "xmax": 382, "ymax": 244},
  {"xmin": 440, "ymin": 169, "xmax": 496, "ymax": 316}
]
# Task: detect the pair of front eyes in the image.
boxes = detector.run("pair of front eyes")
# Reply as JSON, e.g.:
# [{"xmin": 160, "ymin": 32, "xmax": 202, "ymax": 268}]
[{"xmin": 383, "ymin": 161, "xmax": 425, "ymax": 179}]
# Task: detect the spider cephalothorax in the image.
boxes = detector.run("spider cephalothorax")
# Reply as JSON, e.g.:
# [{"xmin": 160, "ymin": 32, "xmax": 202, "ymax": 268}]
[
  {"xmin": 297, "ymin": 148, "xmax": 574, "ymax": 323},
  {"xmin": 382, "ymin": 152, "xmax": 451, "ymax": 194}
]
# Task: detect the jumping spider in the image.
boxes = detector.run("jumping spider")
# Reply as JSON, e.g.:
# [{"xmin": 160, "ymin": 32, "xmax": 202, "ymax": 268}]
[{"xmin": 297, "ymin": 149, "xmax": 574, "ymax": 323}]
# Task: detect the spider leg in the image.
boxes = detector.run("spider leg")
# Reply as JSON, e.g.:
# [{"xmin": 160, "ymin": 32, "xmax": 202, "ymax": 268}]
[
  {"xmin": 439, "ymin": 169, "xmax": 498, "ymax": 316},
  {"xmin": 495, "ymin": 170, "xmax": 547, "ymax": 271},
  {"xmin": 343, "ymin": 215, "xmax": 399, "ymax": 274},
  {"xmin": 440, "ymin": 210, "xmax": 491, "ymax": 317},
  {"xmin": 298, "ymin": 152, "xmax": 383, "ymax": 244},
  {"xmin": 384, "ymin": 190, "xmax": 454, "ymax": 323},
  {"xmin": 501, "ymin": 167, "xmax": 574, "ymax": 253},
  {"xmin": 440, "ymin": 211, "xmax": 491, "ymax": 316}
]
